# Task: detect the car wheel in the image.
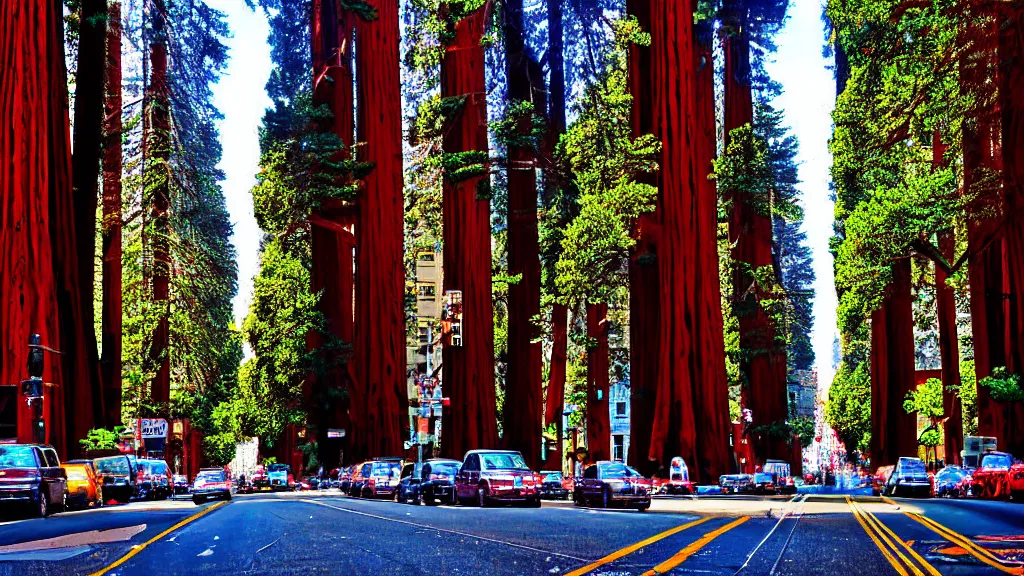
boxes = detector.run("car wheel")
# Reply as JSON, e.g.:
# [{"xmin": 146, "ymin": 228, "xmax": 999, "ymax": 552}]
[
  {"xmin": 637, "ymin": 502, "xmax": 650, "ymax": 512},
  {"xmin": 395, "ymin": 488, "xmax": 404, "ymax": 504},
  {"xmin": 477, "ymin": 486, "xmax": 489, "ymax": 508},
  {"xmin": 37, "ymin": 493, "xmax": 49, "ymax": 518},
  {"xmin": 423, "ymin": 492, "xmax": 435, "ymax": 506},
  {"xmin": 529, "ymin": 497, "xmax": 541, "ymax": 508},
  {"xmin": 193, "ymin": 496, "xmax": 204, "ymax": 505},
  {"xmin": 602, "ymin": 487, "xmax": 611, "ymax": 509},
  {"xmin": 225, "ymin": 492, "xmax": 232, "ymax": 501},
  {"xmin": 573, "ymin": 489, "xmax": 583, "ymax": 507}
]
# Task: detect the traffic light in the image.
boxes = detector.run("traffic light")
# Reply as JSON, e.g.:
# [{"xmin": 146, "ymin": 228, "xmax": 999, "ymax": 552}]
[{"xmin": 27, "ymin": 334, "xmax": 43, "ymax": 379}]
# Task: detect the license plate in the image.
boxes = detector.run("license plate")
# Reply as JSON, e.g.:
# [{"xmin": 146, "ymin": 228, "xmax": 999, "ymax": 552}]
[{"xmin": 514, "ymin": 476, "xmax": 523, "ymax": 488}]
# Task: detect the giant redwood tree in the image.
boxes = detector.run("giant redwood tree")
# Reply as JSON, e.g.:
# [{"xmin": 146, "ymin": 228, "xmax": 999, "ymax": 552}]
[
  {"xmin": 439, "ymin": 5, "xmax": 499, "ymax": 459},
  {"xmin": 102, "ymin": 0, "xmax": 124, "ymax": 427},
  {"xmin": 355, "ymin": 0, "xmax": 407, "ymax": 460},
  {"xmin": 1, "ymin": 0, "xmax": 96, "ymax": 455}
]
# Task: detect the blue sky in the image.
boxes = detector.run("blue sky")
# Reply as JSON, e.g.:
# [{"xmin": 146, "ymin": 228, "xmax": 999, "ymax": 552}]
[{"xmin": 209, "ymin": 0, "xmax": 838, "ymax": 389}]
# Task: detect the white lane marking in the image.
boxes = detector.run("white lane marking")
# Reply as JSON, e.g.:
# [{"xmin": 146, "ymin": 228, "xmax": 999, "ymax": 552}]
[
  {"xmin": 255, "ymin": 538, "xmax": 280, "ymax": 554},
  {"xmin": 733, "ymin": 494, "xmax": 804, "ymax": 575},
  {"xmin": 197, "ymin": 548, "xmax": 213, "ymax": 557},
  {"xmin": 301, "ymin": 499, "xmax": 587, "ymax": 563}
]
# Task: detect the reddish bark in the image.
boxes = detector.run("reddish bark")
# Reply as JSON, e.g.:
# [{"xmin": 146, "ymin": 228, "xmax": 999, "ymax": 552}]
[
  {"xmin": 936, "ymin": 230, "xmax": 963, "ymax": 464},
  {"xmin": 311, "ymin": 0, "xmax": 357, "ymax": 466},
  {"xmin": 626, "ymin": 0, "xmax": 661, "ymax": 478},
  {"xmin": 870, "ymin": 259, "xmax": 918, "ymax": 468},
  {"xmin": 502, "ymin": 0, "xmax": 544, "ymax": 470},
  {"xmin": 439, "ymin": 9, "xmax": 498, "ymax": 459},
  {"xmin": 355, "ymin": 0, "xmax": 406, "ymax": 460},
  {"xmin": 71, "ymin": 0, "xmax": 106, "ymax": 426},
  {"xmin": 543, "ymin": 0, "xmax": 567, "ymax": 472},
  {"xmin": 147, "ymin": 6, "xmax": 171, "ymax": 409},
  {"xmin": 723, "ymin": 3, "xmax": 788, "ymax": 463},
  {"xmin": 544, "ymin": 303, "xmax": 567, "ymax": 469},
  {"xmin": 932, "ymin": 134, "xmax": 962, "ymax": 464},
  {"xmin": 586, "ymin": 303, "xmax": 610, "ymax": 461},
  {"xmin": 648, "ymin": 0, "xmax": 700, "ymax": 480},
  {"xmin": 1, "ymin": 0, "xmax": 95, "ymax": 456},
  {"xmin": 693, "ymin": 19, "xmax": 731, "ymax": 480},
  {"xmin": 101, "ymin": 1, "xmax": 124, "ymax": 428},
  {"xmin": 997, "ymin": 8, "xmax": 1024, "ymax": 453}
]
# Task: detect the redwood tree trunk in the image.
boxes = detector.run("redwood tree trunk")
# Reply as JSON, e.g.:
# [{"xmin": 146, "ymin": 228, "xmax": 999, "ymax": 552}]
[
  {"xmin": 147, "ymin": 6, "xmax": 171, "ymax": 409},
  {"xmin": 543, "ymin": 0, "xmax": 568, "ymax": 472},
  {"xmin": 72, "ymin": 0, "xmax": 106, "ymax": 426},
  {"xmin": 101, "ymin": 1, "xmax": 124, "ymax": 428},
  {"xmin": 439, "ymin": 8, "xmax": 498, "ymax": 459},
  {"xmin": 998, "ymin": 8, "xmax": 1024, "ymax": 454},
  {"xmin": 724, "ymin": 2, "xmax": 788, "ymax": 463},
  {"xmin": 693, "ymin": 18, "xmax": 731, "ymax": 481},
  {"xmin": 870, "ymin": 259, "xmax": 918, "ymax": 468},
  {"xmin": 648, "ymin": 0, "xmax": 700, "ymax": 480},
  {"xmin": 586, "ymin": 303, "xmax": 610, "ymax": 461},
  {"xmin": 1, "ymin": 0, "xmax": 95, "ymax": 457},
  {"xmin": 502, "ymin": 0, "xmax": 544, "ymax": 470},
  {"xmin": 626, "ymin": 0, "xmax": 661, "ymax": 477},
  {"xmin": 544, "ymin": 303, "xmax": 567, "ymax": 468},
  {"xmin": 936, "ymin": 230, "xmax": 963, "ymax": 464},
  {"xmin": 311, "ymin": 0, "xmax": 357, "ymax": 466},
  {"xmin": 355, "ymin": 0, "xmax": 406, "ymax": 460}
]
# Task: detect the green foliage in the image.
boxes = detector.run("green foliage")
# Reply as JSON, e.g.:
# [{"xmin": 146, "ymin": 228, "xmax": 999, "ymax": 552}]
[
  {"xmin": 404, "ymin": 0, "xmax": 496, "ymax": 72},
  {"xmin": 826, "ymin": 362, "xmax": 871, "ymax": 453},
  {"xmin": 79, "ymin": 427, "xmax": 126, "ymax": 452},
  {"xmin": 978, "ymin": 367, "xmax": 1024, "ymax": 403},
  {"xmin": 903, "ymin": 377, "xmax": 944, "ymax": 422},
  {"xmin": 554, "ymin": 17, "xmax": 660, "ymax": 304},
  {"xmin": 789, "ymin": 416, "xmax": 815, "ymax": 448},
  {"xmin": 919, "ymin": 426, "xmax": 942, "ymax": 448},
  {"xmin": 958, "ymin": 359, "xmax": 978, "ymax": 435}
]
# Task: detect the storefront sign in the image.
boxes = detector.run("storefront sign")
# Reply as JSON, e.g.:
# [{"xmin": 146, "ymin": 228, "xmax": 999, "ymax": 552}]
[{"xmin": 129, "ymin": 418, "xmax": 168, "ymax": 439}]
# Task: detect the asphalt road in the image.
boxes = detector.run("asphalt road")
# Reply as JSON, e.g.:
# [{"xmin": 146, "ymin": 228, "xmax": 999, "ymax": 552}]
[{"xmin": 0, "ymin": 491, "xmax": 1020, "ymax": 575}]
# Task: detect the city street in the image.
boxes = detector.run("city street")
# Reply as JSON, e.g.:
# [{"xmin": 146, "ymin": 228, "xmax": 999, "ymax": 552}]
[{"xmin": 0, "ymin": 492, "xmax": 1020, "ymax": 575}]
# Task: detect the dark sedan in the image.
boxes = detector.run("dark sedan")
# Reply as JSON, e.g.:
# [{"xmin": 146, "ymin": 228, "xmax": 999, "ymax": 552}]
[
  {"xmin": 934, "ymin": 465, "xmax": 972, "ymax": 498},
  {"xmin": 752, "ymin": 472, "xmax": 777, "ymax": 494},
  {"xmin": 94, "ymin": 455, "xmax": 135, "ymax": 504},
  {"xmin": 192, "ymin": 468, "xmax": 232, "ymax": 504},
  {"xmin": 397, "ymin": 459, "xmax": 461, "ymax": 505},
  {"xmin": 574, "ymin": 461, "xmax": 651, "ymax": 511},
  {"xmin": 538, "ymin": 471, "xmax": 570, "ymax": 500},
  {"xmin": 719, "ymin": 474, "xmax": 754, "ymax": 495},
  {"xmin": 173, "ymin": 474, "xmax": 190, "ymax": 495}
]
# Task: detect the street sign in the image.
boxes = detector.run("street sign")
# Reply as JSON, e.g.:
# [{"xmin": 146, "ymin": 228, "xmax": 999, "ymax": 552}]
[
  {"xmin": 128, "ymin": 418, "xmax": 168, "ymax": 439},
  {"xmin": 327, "ymin": 429, "xmax": 346, "ymax": 439}
]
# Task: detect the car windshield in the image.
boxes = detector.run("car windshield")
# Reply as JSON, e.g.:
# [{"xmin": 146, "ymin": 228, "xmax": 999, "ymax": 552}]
[
  {"xmin": 0, "ymin": 446, "xmax": 36, "ymax": 468},
  {"xmin": 197, "ymin": 471, "xmax": 226, "ymax": 482},
  {"xmin": 268, "ymin": 464, "xmax": 289, "ymax": 472},
  {"xmin": 543, "ymin": 472, "xmax": 563, "ymax": 482},
  {"xmin": 432, "ymin": 463, "xmax": 459, "ymax": 475},
  {"xmin": 372, "ymin": 462, "xmax": 401, "ymax": 476},
  {"xmin": 480, "ymin": 453, "xmax": 528, "ymax": 470},
  {"xmin": 95, "ymin": 457, "xmax": 130, "ymax": 475},
  {"xmin": 900, "ymin": 459, "xmax": 927, "ymax": 474},
  {"xmin": 763, "ymin": 462, "xmax": 790, "ymax": 477},
  {"xmin": 754, "ymin": 473, "xmax": 773, "ymax": 482},
  {"xmin": 982, "ymin": 454, "xmax": 1013, "ymax": 470},
  {"xmin": 627, "ymin": 467, "xmax": 644, "ymax": 478},
  {"xmin": 601, "ymin": 463, "xmax": 631, "ymax": 478}
]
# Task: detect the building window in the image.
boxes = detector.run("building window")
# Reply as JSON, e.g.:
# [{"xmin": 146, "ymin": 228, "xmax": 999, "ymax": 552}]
[
  {"xmin": 417, "ymin": 283, "xmax": 436, "ymax": 299},
  {"xmin": 417, "ymin": 251, "xmax": 435, "ymax": 263},
  {"xmin": 615, "ymin": 401, "xmax": 626, "ymax": 417},
  {"xmin": 613, "ymin": 435, "xmax": 625, "ymax": 461}
]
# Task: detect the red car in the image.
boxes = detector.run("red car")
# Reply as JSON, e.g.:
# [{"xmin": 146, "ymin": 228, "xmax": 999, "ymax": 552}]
[
  {"xmin": 455, "ymin": 450, "xmax": 542, "ymax": 507},
  {"xmin": 970, "ymin": 452, "xmax": 1024, "ymax": 500},
  {"xmin": 574, "ymin": 461, "xmax": 652, "ymax": 511}
]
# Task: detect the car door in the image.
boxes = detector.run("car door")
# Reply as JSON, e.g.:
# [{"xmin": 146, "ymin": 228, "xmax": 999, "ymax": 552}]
[
  {"xmin": 582, "ymin": 465, "xmax": 598, "ymax": 499},
  {"xmin": 40, "ymin": 447, "xmax": 65, "ymax": 505},
  {"xmin": 457, "ymin": 455, "xmax": 478, "ymax": 499}
]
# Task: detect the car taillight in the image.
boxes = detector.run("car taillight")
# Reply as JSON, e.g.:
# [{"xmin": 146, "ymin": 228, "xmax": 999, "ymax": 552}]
[{"xmin": 429, "ymin": 474, "xmax": 448, "ymax": 480}]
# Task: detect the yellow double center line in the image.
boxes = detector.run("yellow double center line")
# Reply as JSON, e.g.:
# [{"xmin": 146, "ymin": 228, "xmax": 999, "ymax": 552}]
[
  {"xmin": 905, "ymin": 512, "xmax": 1024, "ymax": 575},
  {"xmin": 565, "ymin": 515, "xmax": 749, "ymax": 576},
  {"xmin": 846, "ymin": 496, "xmax": 940, "ymax": 576}
]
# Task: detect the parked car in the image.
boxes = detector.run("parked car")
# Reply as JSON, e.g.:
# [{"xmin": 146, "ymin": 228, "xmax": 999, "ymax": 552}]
[
  {"xmin": 419, "ymin": 459, "xmax": 461, "ymax": 505},
  {"xmin": 348, "ymin": 462, "xmax": 371, "ymax": 497},
  {"xmin": 251, "ymin": 465, "xmax": 267, "ymax": 490},
  {"xmin": 62, "ymin": 460, "xmax": 101, "ymax": 509},
  {"xmin": 0, "ymin": 444, "xmax": 67, "ymax": 517},
  {"xmin": 135, "ymin": 459, "xmax": 171, "ymax": 500},
  {"xmin": 538, "ymin": 470, "xmax": 570, "ymax": 500},
  {"xmin": 872, "ymin": 465, "xmax": 895, "ymax": 496},
  {"xmin": 719, "ymin": 474, "xmax": 754, "ymax": 495},
  {"xmin": 752, "ymin": 472, "xmax": 777, "ymax": 494},
  {"xmin": 357, "ymin": 460, "xmax": 402, "ymax": 499},
  {"xmin": 455, "ymin": 450, "xmax": 542, "ymax": 507},
  {"xmin": 267, "ymin": 463, "xmax": 292, "ymax": 491},
  {"xmin": 934, "ymin": 465, "xmax": 973, "ymax": 498},
  {"xmin": 882, "ymin": 457, "xmax": 931, "ymax": 497},
  {"xmin": 574, "ymin": 461, "xmax": 651, "ymax": 511},
  {"xmin": 763, "ymin": 460, "xmax": 797, "ymax": 495},
  {"xmin": 94, "ymin": 455, "xmax": 135, "ymax": 504},
  {"xmin": 337, "ymin": 466, "xmax": 353, "ymax": 492},
  {"xmin": 192, "ymin": 468, "xmax": 232, "ymax": 504},
  {"xmin": 396, "ymin": 462, "xmax": 424, "ymax": 504},
  {"xmin": 663, "ymin": 457, "xmax": 695, "ymax": 495},
  {"xmin": 172, "ymin": 474, "xmax": 190, "ymax": 495},
  {"xmin": 970, "ymin": 452, "xmax": 1024, "ymax": 500}
]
